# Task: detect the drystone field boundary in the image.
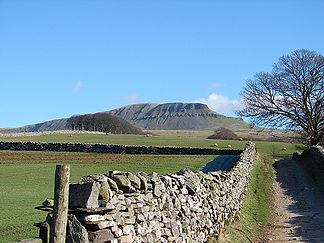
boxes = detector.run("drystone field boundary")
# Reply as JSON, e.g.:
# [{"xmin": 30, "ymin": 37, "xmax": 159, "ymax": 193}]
[
  {"xmin": 29, "ymin": 142, "xmax": 257, "ymax": 243},
  {"xmin": 0, "ymin": 141, "xmax": 243, "ymax": 155},
  {"xmin": 296, "ymin": 144, "xmax": 324, "ymax": 168}
]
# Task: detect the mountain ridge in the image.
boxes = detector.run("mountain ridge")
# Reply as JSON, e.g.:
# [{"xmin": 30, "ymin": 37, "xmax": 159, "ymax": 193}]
[
  {"xmin": 107, "ymin": 103, "xmax": 249, "ymax": 130},
  {"xmin": 0, "ymin": 102, "xmax": 250, "ymax": 132}
]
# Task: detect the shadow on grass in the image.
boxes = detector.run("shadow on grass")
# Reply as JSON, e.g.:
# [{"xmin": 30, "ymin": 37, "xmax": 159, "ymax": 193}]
[{"xmin": 200, "ymin": 155, "xmax": 239, "ymax": 173}]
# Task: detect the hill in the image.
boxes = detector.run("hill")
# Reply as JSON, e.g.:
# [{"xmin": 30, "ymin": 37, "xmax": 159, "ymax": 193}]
[
  {"xmin": 0, "ymin": 118, "xmax": 68, "ymax": 133},
  {"xmin": 107, "ymin": 103, "xmax": 250, "ymax": 130},
  {"xmin": 0, "ymin": 103, "xmax": 250, "ymax": 132}
]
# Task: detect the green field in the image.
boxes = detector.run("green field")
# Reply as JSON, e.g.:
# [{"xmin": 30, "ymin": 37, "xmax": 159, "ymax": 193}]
[
  {"xmin": 0, "ymin": 133, "xmax": 302, "ymax": 242},
  {"xmin": 0, "ymin": 133, "xmax": 302, "ymax": 156}
]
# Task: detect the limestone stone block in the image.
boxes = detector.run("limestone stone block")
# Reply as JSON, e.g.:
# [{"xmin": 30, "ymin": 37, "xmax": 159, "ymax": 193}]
[
  {"xmin": 99, "ymin": 179, "xmax": 110, "ymax": 201},
  {"xmin": 127, "ymin": 173, "xmax": 141, "ymax": 189},
  {"xmin": 136, "ymin": 214, "xmax": 145, "ymax": 222},
  {"xmin": 107, "ymin": 177, "xmax": 119, "ymax": 192},
  {"xmin": 122, "ymin": 225, "xmax": 132, "ymax": 235},
  {"xmin": 84, "ymin": 220, "xmax": 117, "ymax": 231},
  {"xmin": 167, "ymin": 236, "xmax": 176, "ymax": 242},
  {"xmin": 42, "ymin": 198, "xmax": 54, "ymax": 207},
  {"xmin": 111, "ymin": 226, "xmax": 123, "ymax": 238},
  {"xmin": 116, "ymin": 216, "xmax": 126, "ymax": 226},
  {"xmin": 88, "ymin": 229, "xmax": 115, "ymax": 243},
  {"xmin": 120, "ymin": 235, "xmax": 133, "ymax": 243},
  {"xmin": 110, "ymin": 175, "xmax": 134, "ymax": 193},
  {"xmin": 69, "ymin": 182, "xmax": 100, "ymax": 209},
  {"xmin": 77, "ymin": 214, "xmax": 104, "ymax": 222},
  {"xmin": 171, "ymin": 220, "xmax": 180, "ymax": 238},
  {"xmin": 146, "ymin": 233, "xmax": 154, "ymax": 243},
  {"xmin": 148, "ymin": 172, "xmax": 160, "ymax": 183},
  {"xmin": 125, "ymin": 216, "xmax": 136, "ymax": 225},
  {"xmin": 161, "ymin": 228, "xmax": 171, "ymax": 237},
  {"xmin": 66, "ymin": 214, "xmax": 89, "ymax": 243}
]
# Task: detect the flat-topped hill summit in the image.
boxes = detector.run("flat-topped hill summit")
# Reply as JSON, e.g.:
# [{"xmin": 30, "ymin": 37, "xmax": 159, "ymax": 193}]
[
  {"xmin": 107, "ymin": 103, "xmax": 249, "ymax": 130},
  {"xmin": 0, "ymin": 103, "xmax": 249, "ymax": 132}
]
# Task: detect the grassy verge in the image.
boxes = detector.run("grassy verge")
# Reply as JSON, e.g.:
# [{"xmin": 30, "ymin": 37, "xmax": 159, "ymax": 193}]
[{"xmin": 218, "ymin": 154, "xmax": 274, "ymax": 242}]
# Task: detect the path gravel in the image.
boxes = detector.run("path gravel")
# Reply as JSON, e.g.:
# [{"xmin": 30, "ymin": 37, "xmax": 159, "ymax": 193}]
[{"xmin": 267, "ymin": 159, "xmax": 324, "ymax": 242}]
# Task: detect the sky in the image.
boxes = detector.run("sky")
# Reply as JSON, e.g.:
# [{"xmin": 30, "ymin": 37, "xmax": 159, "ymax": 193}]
[{"xmin": 0, "ymin": 0, "xmax": 323, "ymax": 128}]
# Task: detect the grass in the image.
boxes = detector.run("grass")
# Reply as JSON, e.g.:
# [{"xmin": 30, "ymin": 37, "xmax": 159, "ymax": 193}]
[
  {"xmin": 0, "ymin": 133, "xmax": 301, "ymax": 157},
  {"xmin": 0, "ymin": 133, "xmax": 302, "ymax": 242},
  {"xmin": 0, "ymin": 151, "xmax": 214, "ymax": 242},
  {"xmin": 218, "ymin": 154, "xmax": 274, "ymax": 242},
  {"xmin": 0, "ymin": 133, "xmax": 236, "ymax": 148}
]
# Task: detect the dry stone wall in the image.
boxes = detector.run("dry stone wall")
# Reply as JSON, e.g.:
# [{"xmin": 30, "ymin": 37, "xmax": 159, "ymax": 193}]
[
  {"xmin": 0, "ymin": 141, "xmax": 243, "ymax": 155},
  {"xmin": 295, "ymin": 145, "xmax": 324, "ymax": 170},
  {"xmin": 35, "ymin": 142, "xmax": 257, "ymax": 243}
]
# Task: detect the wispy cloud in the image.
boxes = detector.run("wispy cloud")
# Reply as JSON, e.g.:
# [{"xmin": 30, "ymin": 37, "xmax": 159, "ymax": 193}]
[
  {"xmin": 195, "ymin": 93, "xmax": 243, "ymax": 116},
  {"xmin": 74, "ymin": 80, "xmax": 83, "ymax": 91},
  {"xmin": 208, "ymin": 83, "xmax": 223, "ymax": 90},
  {"xmin": 121, "ymin": 93, "xmax": 142, "ymax": 104}
]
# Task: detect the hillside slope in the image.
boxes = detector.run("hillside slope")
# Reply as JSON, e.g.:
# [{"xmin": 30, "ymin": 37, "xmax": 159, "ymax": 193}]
[
  {"xmin": 0, "ymin": 103, "xmax": 250, "ymax": 132},
  {"xmin": 0, "ymin": 118, "xmax": 68, "ymax": 133},
  {"xmin": 107, "ymin": 103, "xmax": 250, "ymax": 130}
]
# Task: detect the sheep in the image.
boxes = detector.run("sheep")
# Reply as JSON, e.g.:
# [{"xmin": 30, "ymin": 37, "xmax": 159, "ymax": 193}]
[
  {"xmin": 282, "ymin": 147, "xmax": 287, "ymax": 151},
  {"xmin": 227, "ymin": 145, "xmax": 232, "ymax": 148}
]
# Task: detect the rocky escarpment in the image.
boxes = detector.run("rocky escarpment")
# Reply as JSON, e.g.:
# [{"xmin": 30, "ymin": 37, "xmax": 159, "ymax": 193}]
[
  {"xmin": 107, "ymin": 103, "xmax": 250, "ymax": 130},
  {"xmin": 33, "ymin": 142, "xmax": 257, "ymax": 242}
]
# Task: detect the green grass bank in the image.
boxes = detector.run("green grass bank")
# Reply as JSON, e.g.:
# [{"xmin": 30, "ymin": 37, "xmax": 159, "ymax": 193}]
[{"xmin": 216, "ymin": 154, "xmax": 274, "ymax": 242}]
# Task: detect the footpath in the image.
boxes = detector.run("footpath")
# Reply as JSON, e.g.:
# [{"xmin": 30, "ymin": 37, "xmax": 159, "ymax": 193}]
[{"xmin": 267, "ymin": 159, "xmax": 324, "ymax": 242}]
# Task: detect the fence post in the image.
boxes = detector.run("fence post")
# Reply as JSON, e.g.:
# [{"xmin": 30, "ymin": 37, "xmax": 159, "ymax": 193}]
[{"xmin": 51, "ymin": 165, "xmax": 70, "ymax": 243}]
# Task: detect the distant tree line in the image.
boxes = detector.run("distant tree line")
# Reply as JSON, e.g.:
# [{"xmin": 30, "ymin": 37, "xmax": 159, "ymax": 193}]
[{"xmin": 66, "ymin": 113, "xmax": 145, "ymax": 135}]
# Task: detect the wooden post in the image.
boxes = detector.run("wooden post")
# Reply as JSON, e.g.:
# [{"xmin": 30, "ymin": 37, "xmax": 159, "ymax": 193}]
[{"xmin": 51, "ymin": 165, "xmax": 70, "ymax": 243}]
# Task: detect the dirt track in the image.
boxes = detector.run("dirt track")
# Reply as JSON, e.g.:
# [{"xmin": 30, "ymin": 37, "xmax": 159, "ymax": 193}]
[{"xmin": 268, "ymin": 159, "xmax": 324, "ymax": 242}]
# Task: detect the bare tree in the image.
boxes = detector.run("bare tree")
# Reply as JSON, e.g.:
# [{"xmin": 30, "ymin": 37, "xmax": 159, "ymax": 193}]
[{"xmin": 238, "ymin": 49, "xmax": 324, "ymax": 145}]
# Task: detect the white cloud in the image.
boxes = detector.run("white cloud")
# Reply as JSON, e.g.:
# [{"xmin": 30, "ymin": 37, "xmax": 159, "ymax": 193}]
[
  {"xmin": 74, "ymin": 80, "xmax": 83, "ymax": 91},
  {"xmin": 208, "ymin": 83, "xmax": 223, "ymax": 90},
  {"xmin": 195, "ymin": 93, "xmax": 243, "ymax": 116},
  {"xmin": 121, "ymin": 93, "xmax": 141, "ymax": 104}
]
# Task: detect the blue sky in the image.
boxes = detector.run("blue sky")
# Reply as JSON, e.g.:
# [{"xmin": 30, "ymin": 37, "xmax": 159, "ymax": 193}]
[{"xmin": 0, "ymin": 0, "xmax": 323, "ymax": 128}]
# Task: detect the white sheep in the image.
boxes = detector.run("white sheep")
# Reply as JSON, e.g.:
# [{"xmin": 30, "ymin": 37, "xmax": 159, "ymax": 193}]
[{"xmin": 227, "ymin": 145, "xmax": 232, "ymax": 148}]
